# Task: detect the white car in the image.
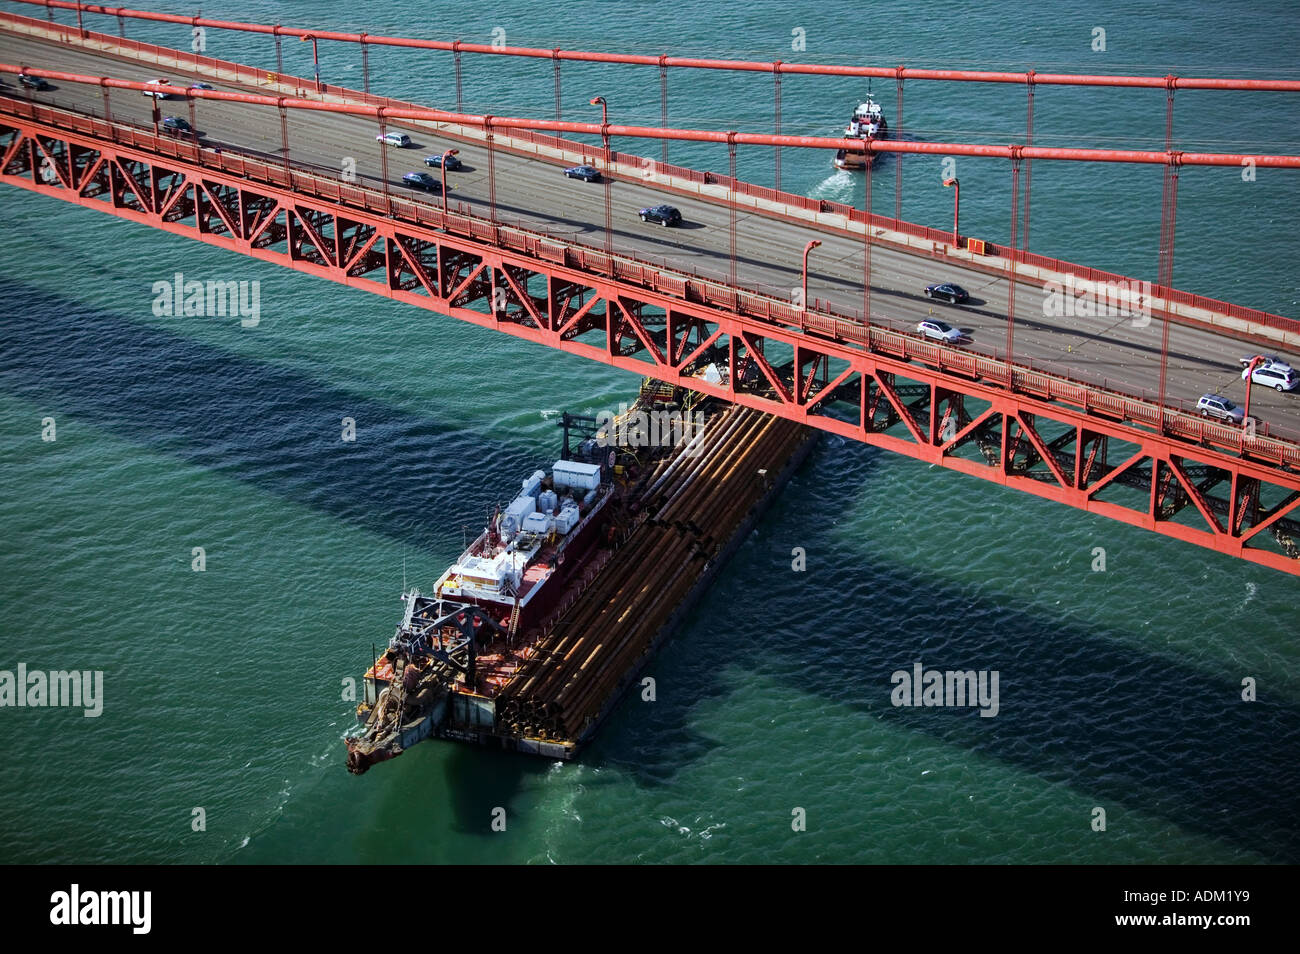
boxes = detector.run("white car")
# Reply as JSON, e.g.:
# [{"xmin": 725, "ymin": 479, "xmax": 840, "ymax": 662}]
[
  {"xmin": 1242, "ymin": 363, "xmax": 1298, "ymax": 392},
  {"xmin": 141, "ymin": 78, "xmax": 175, "ymax": 99},
  {"xmin": 917, "ymin": 319, "xmax": 962, "ymax": 343},
  {"xmin": 376, "ymin": 132, "xmax": 412, "ymax": 148}
]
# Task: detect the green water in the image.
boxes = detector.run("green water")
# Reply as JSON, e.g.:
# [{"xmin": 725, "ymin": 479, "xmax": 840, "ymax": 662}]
[{"xmin": 1, "ymin": 0, "xmax": 1297, "ymax": 864}]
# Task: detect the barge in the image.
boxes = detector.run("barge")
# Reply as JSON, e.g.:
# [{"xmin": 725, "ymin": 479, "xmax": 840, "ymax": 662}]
[{"xmin": 346, "ymin": 380, "xmax": 816, "ymax": 772}]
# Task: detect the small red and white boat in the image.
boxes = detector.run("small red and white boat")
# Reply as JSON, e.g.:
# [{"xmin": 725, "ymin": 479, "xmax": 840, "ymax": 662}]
[{"xmin": 834, "ymin": 96, "xmax": 887, "ymax": 170}]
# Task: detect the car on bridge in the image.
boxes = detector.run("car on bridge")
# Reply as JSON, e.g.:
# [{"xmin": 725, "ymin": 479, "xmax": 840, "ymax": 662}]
[
  {"xmin": 1242, "ymin": 363, "xmax": 1298, "ymax": 392},
  {"xmin": 424, "ymin": 153, "xmax": 462, "ymax": 170},
  {"xmin": 924, "ymin": 282, "xmax": 969, "ymax": 304},
  {"xmin": 402, "ymin": 171, "xmax": 442, "ymax": 193},
  {"xmin": 1239, "ymin": 354, "xmax": 1293, "ymax": 373},
  {"xmin": 189, "ymin": 82, "xmax": 214, "ymax": 91},
  {"xmin": 377, "ymin": 131, "xmax": 413, "ymax": 148},
  {"xmin": 141, "ymin": 78, "xmax": 176, "ymax": 99},
  {"xmin": 18, "ymin": 73, "xmax": 51, "ymax": 91},
  {"xmin": 160, "ymin": 116, "xmax": 193, "ymax": 137},
  {"xmin": 1196, "ymin": 393, "xmax": 1246, "ymax": 424},
  {"xmin": 564, "ymin": 164, "xmax": 601, "ymax": 182},
  {"xmin": 639, "ymin": 204, "xmax": 682, "ymax": 226},
  {"xmin": 917, "ymin": 319, "xmax": 963, "ymax": 343}
]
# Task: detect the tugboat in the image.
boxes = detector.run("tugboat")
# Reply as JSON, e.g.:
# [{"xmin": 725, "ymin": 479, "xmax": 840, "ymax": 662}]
[{"xmin": 833, "ymin": 96, "xmax": 887, "ymax": 170}]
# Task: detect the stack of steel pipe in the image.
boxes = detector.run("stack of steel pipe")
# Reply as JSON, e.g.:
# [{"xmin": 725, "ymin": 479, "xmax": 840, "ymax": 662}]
[{"xmin": 496, "ymin": 403, "xmax": 810, "ymax": 741}]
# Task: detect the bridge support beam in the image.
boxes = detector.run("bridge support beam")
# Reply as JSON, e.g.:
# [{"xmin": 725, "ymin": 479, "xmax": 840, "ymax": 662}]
[
  {"xmin": 772, "ymin": 62, "xmax": 781, "ymax": 191},
  {"xmin": 895, "ymin": 69, "xmax": 904, "ymax": 220},
  {"xmin": 3, "ymin": 107, "xmax": 1299, "ymax": 576},
  {"xmin": 863, "ymin": 156, "xmax": 871, "ymax": 321},
  {"xmin": 1023, "ymin": 72, "xmax": 1034, "ymax": 249}
]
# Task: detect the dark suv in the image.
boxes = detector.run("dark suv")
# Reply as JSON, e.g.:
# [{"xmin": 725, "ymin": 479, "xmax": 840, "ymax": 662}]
[
  {"xmin": 19, "ymin": 73, "xmax": 51, "ymax": 91},
  {"xmin": 639, "ymin": 204, "xmax": 682, "ymax": 226},
  {"xmin": 402, "ymin": 171, "xmax": 441, "ymax": 193},
  {"xmin": 160, "ymin": 116, "xmax": 193, "ymax": 137},
  {"xmin": 924, "ymin": 282, "xmax": 969, "ymax": 304},
  {"xmin": 424, "ymin": 153, "xmax": 462, "ymax": 171}
]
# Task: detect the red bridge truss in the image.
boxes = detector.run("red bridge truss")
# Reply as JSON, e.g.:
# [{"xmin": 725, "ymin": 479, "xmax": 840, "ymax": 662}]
[{"xmin": 3, "ymin": 93, "xmax": 1299, "ymax": 575}]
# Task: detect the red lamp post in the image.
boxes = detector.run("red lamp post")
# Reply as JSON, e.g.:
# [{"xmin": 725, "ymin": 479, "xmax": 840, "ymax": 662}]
[
  {"xmin": 802, "ymin": 239, "xmax": 822, "ymax": 311},
  {"xmin": 440, "ymin": 148, "xmax": 458, "ymax": 220},
  {"xmin": 590, "ymin": 95, "xmax": 608, "ymax": 130},
  {"xmin": 943, "ymin": 177, "xmax": 960, "ymax": 247},
  {"xmin": 1242, "ymin": 354, "xmax": 1268, "ymax": 429},
  {"xmin": 590, "ymin": 96, "xmax": 612, "ymax": 256},
  {"xmin": 301, "ymin": 35, "xmax": 321, "ymax": 92}
]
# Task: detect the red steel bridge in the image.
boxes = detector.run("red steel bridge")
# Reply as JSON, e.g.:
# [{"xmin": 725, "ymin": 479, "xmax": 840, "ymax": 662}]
[{"xmin": 3, "ymin": 2, "xmax": 1300, "ymax": 575}]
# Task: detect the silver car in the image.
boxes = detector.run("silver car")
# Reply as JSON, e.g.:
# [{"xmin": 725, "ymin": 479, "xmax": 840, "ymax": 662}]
[
  {"xmin": 917, "ymin": 319, "xmax": 962, "ymax": 343},
  {"xmin": 1196, "ymin": 394, "xmax": 1245, "ymax": 424}
]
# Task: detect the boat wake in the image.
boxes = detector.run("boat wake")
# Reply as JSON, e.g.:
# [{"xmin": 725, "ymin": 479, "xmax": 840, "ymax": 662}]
[{"xmin": 808, "ymin": 170, "xmax": 856, "ymax": 203}]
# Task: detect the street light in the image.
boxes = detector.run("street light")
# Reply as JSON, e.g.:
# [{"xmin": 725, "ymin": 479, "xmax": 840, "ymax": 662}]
[
  {"xmin": 943, "ymin": 177, "xmax": 960, "ymax": 248},
  {"xmin": 439, "ymin": 148, "xmax": 458, "ymax": 221},
  {"xmin": 802, "ymin": 239, "xmax": 822, "ymax": 312},
  {"xmin": 300, "ymin": 35, "xmax": 321, "ymax": 93},
  {"xmin": 1242, "ymin": 354, "xmax": 1268, "ymax": 431},
  {"xmin": 590, "ymin": 96, "xmax": 612, "ymax": 256}
]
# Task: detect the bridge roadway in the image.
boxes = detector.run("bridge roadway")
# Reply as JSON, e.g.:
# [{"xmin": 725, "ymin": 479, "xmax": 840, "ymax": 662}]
[{"xmin": 3, "ymin": 30, "xmax": 1299, "ymax": 443}]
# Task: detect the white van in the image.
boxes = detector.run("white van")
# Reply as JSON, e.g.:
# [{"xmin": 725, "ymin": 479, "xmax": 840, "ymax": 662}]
[
  {"xmin": 376, "ymin": 132, "xmax": 412, "ymax": 148},
  {"xmin": 1242, "ymin": 363, "xmax": 1298, "ymax": 392}
]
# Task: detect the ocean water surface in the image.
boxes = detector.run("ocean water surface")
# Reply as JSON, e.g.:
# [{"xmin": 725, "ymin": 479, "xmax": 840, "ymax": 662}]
[{"xmin": 1, "ymin": 0, "xmax": 1297, "ymax": 863}]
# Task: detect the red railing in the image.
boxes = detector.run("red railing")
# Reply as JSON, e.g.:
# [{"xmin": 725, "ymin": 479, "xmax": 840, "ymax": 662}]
[
  {"xmin": 4, "ymin": 9, "xmax": 1299, "ymax": 336},
  {"xmin": 5, "ymin": 95, "xmax": 1297, "ymax": 470}
]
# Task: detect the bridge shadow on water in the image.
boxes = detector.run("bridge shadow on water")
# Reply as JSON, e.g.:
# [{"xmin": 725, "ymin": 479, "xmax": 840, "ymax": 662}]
[
  {"xmin": 0, "ymin": 276, "xmax": 606, "ymax": 853},
  {"xmin": 585, "ymin": 440, "xmax": 1300, "ymax": 863},
  {"xmin": 3, "ymin": 278, "xmax": 1297, "ymax": 860},
  {"xmin": 0, "ymin": 277, "xmax": 542, "ymax": 547}
]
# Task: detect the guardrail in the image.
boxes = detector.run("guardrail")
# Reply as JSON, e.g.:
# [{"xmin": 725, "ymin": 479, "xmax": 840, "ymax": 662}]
[
  {"xmin": 4, "ymin": 7, "xmax": 1298, "ymax": 339},
  {"xmin": 4, "ymin": 94, "xmax": 1298, "ymax": 471}
]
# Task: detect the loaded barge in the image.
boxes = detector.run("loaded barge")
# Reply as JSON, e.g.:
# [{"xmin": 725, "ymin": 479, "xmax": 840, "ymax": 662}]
[{"xmin": 346, "ymin": 380, "xmax": 816, "ymax": 772}]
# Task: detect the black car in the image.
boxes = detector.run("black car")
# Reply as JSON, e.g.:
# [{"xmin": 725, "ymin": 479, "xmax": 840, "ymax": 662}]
[
  {"xmin": 402, "ymin": 171, "xmax": 442, "ymax": 193},
  {"xmin": 18, "ymin": 74, "xmax": 51, "ymax": 91},
  {"xmin": 639, "ymin": 204, "xmax": 682, "ymax": 226},
  {"xmin": 424, "ymin": 153, "xmax": 462, "ymax": 171},
  {"xmin": 564, "ymin": 164, "xmax": 600, "ymax": 182},
  {"xmin": 924, "ymin": 282, "xmax": 969, "ymax": 304},
  {"xmin": 160, "ymin": 116, "xmax": 193, "ymax": 136}
]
